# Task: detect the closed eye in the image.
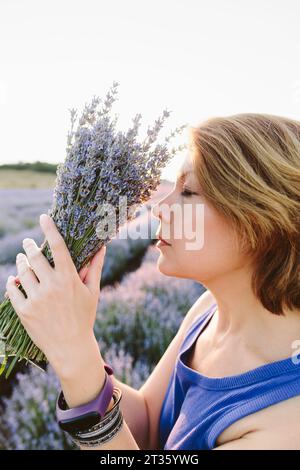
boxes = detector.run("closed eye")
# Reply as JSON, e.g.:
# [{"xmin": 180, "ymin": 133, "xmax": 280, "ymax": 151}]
[{"xmin": 180, "ymin": 188, "xmax": 198, "ymax": 197}]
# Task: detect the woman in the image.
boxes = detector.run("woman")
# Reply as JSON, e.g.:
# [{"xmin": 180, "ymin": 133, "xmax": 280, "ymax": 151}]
[
  {"xmin": 5, "ymin": 113, "xmax": 300, "ymax": 450},
  {"xmin": 154, "ymin": 113, "xmax": 300, "ymax": 450}
]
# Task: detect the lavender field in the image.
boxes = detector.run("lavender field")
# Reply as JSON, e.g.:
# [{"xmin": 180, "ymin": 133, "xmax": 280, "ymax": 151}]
[{"xmin": 0, "ymin": 182, "xmax": 205, "ymax": 449}]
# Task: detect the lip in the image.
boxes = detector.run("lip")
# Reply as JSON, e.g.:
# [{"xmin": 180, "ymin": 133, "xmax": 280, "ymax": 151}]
[
  {"xmin": 155, "ymin": 234, "xmax": 172, "ymax": 246},
  {"xmin": 156, "ymin": 240, "xmax": 171, "ymax": 249}
]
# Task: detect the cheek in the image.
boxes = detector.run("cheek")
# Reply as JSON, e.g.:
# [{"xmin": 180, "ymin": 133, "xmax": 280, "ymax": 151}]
[
  {"xmin": 193, "ymin": 207, "xmax": 243, "ymax": 273},
  {"xmin": 155, "ymin": 203, "xmax": 244, "ymax": 280},
  {"xmin": 179, "ymin": 205, "xmax": 243, "ymax": 277}
]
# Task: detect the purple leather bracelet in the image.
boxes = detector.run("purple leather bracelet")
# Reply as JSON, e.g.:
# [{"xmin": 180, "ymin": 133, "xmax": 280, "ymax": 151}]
[{"xmin": 56, "ymin": 363, "xmax": 114, "ymax": 430}]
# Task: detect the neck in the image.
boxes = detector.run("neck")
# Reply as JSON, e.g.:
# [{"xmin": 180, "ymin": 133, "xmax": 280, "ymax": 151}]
[{"xmin": 202, "ymin": 265, "xmax": 300, "ymax": 359}]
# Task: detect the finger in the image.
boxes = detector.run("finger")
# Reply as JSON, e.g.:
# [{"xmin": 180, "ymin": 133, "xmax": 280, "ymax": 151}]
[
  {"xmin": 16, "ymin": 253, "xmax": 39, "ymax": 297},
  {"xmin": 4, "ymin": 277, "xmax": 20, "ymax": 298},
  {"xmin": 6, "ymin": 275, "xmax": 26, "ymax": 309},
  {"xmin": 84, "ymin": 246, "xmax": 106, "ymax": 295},
  {"xmin": 78, "ymin": 262, "xmax": 90, "ymax": 282},
  {"xmin": 39, "ymin": 214, "xmax": 76, "ymax": 274},
  {"xmin": 22, "ymin": 238, "xmax": 52, "ymax": 280}
]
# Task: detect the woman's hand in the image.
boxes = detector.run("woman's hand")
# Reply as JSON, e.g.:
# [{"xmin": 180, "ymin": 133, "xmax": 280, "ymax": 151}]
[{"xmin": 5, "ymin": 213, "xmax": 106, "ymax": 379}]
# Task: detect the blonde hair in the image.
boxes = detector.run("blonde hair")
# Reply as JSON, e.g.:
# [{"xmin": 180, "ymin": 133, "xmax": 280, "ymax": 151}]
[{"xmin": 189, "ymin": 113, "xmax": 300, "ymax": 316}]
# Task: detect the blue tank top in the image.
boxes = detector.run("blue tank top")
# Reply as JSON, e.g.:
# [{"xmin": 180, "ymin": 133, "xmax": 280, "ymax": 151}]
[{"xmin": 159, "ymin": 303, "xmax": 300, "ymax": 450}]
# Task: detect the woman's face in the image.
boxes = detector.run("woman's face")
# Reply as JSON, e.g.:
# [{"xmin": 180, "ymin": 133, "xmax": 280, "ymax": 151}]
[{"xmin": 151, "ymin": 155, "xmax": 250, "ymax": 284}]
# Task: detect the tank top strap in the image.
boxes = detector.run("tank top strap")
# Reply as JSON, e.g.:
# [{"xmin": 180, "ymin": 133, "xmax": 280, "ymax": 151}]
[{"xmin": 179, "ymin": 302, "xmax": 217, "ymax": 355}]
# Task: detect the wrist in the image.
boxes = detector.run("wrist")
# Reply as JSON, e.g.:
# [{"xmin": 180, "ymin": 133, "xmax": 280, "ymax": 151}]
[
  {"xmin": 59, "ymin": 358, "xmax": 107, "ymax": 409},
  {"xmin": 59, "ymin": 367, "xmax": 115, "ymax": 410},
  {"xmin": 54, "ymin": 335, "xmax": 110, "ymax": 409},
  {"xmin": 52, "ymin": 333, "xmax": 101, "ymax": 381},
  {"xmin": 57, "ymin": 361, "xmax": 116, "ymax": 417}
]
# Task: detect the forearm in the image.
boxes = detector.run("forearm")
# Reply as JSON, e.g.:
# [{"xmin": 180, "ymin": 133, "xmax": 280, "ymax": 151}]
[
  {"xmin": 110, "ymin": 375, "xmax": 150, "ymax": 450},
  {"xmin": 57, "ymin": 337, "xmax": 149, "ymax": 450}
]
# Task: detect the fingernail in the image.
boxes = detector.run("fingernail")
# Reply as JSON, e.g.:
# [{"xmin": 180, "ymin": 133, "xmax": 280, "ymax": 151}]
[{"xmin": 40, "ymin": 214, "xmax": 48, "ymax": 223}]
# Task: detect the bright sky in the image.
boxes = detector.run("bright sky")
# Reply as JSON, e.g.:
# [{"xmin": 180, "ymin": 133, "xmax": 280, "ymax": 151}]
[{"xmin": 1, "ymin": 0, "xmax": 300, "ymax": 181}]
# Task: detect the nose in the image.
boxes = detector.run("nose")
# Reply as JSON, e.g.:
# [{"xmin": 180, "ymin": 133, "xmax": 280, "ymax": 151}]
[
  {"xmin": 151, "ymin": 202, "xmax": 160, "ymax": 219},
  {"xmin": 151, "ymin": 199, "xmax": 172, "ymax": 224}
]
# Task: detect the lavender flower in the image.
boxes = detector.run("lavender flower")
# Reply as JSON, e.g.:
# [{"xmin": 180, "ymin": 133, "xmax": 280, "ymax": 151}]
[{"xmin": 0, "ymin": 82, "xmax": 187, "ymax": 379}]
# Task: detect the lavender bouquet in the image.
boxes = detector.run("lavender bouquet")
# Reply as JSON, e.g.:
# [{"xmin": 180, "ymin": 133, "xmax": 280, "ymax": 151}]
[{"xmin": 0, "ymin": 82, "xmax": 186, "ymax": 379}]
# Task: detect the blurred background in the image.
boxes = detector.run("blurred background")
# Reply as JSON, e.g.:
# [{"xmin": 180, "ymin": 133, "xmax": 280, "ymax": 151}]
[{"xmin": 0, "ymin": 0, "xmax": 299, "ymax": 449}]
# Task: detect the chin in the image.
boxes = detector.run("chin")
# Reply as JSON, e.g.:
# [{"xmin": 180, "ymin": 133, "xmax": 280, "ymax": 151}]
[{"xmin": 156, "ymin": 256, "xmax": 180, "ymax": 278}]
